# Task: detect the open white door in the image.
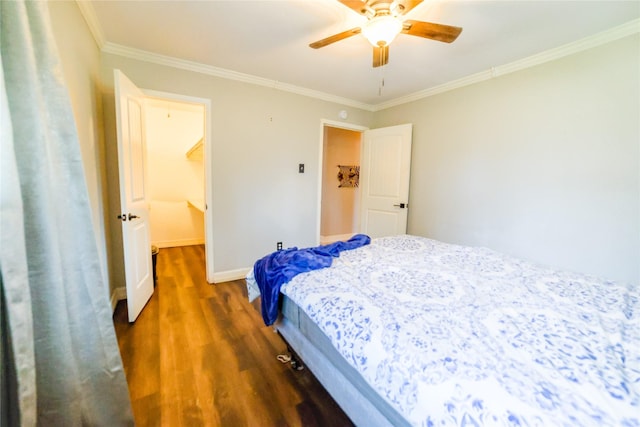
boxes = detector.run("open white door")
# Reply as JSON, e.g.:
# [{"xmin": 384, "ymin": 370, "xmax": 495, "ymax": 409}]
[
  {"xmin": 359, "ymin": 123, "xmax": 412, "ymax": 238},
  {"xmin": 114, "ymin": 69, "xmax": 154, "ymax": 322}
]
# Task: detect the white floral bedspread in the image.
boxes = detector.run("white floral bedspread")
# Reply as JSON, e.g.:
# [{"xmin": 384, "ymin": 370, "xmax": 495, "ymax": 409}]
[{"xmin": 280, "ymin": 235, "xmax": 639, "ymax": 426}]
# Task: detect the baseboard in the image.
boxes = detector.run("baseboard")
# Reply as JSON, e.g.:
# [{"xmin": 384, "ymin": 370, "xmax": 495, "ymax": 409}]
[
  {"xmin": 320, "ymin": 233, "xmax": 355, "ymax": 245},
  {"xmin": 110, "ymin": 286, "xmax": 127, "ymax": 313},
  {"xmin": 109, "ymin": 267, "xmax": 248, "ymax": 312},
  {"xmin": 154, "ymin": 238, "xmax": 205, "ymax": 248},
  {"xmin": 211, "ymin": 268, "xmax": 251, "ymax": 284}
]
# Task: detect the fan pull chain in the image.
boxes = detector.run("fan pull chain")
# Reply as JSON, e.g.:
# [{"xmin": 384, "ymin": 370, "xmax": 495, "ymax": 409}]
[{"xmin": 378, "ymin": 65, "xmax": 386, "ymax": 96}]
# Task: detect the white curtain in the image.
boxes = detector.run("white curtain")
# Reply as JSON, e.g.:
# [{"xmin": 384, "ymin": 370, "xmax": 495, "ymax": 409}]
[{"xmin": 1, "ymin": 1, "xmax": 133, "ymax": 425}]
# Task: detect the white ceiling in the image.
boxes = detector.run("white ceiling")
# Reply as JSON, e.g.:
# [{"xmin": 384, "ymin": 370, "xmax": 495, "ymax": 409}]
[{"xmin": 85, "ymin": 0, "xmax": 639, "ymax": 107}]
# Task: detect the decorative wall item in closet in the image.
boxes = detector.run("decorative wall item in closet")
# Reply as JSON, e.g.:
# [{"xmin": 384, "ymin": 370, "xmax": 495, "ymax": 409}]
[{"xmin": 337, "ymin": 165, "xmax": 359, "ymax": 188}]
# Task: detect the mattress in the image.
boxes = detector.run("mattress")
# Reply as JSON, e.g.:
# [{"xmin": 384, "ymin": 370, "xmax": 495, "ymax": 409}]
[
  {"xmin": 276, "ymin": 235, "xmax": 639, "ymax": 426},
  {"xmin": 279, "ymin": 294, "xmax": 409, "ymax": 426}
]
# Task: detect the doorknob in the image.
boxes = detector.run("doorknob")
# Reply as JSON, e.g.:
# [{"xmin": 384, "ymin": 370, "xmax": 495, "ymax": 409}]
[
  {"xmin": 128, "ymin": 213, "xmax": 139, "ymax": 220},
  {"xmin": 393, "ymin": 203, "xmax": 408, "ymax": 209},
  {"xmin": 117, "ymin": 213, "xmax": 126, "ymax": 221}
]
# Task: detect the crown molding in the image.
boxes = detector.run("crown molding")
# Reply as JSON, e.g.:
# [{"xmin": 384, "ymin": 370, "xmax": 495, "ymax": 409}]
[
  {"xmin": 75, "ymin": 0, "xmax": 637, "ymax": 113},
  {"xmin": 101, "ymin": 42, "xmax": 374, "ymax": 111},
  {"xmin": 75, "ymin": 0, "xmax": 105, "ymax": 49},
  {"xmin": 373, "ymin": 18, "xmax": 640, "ymax": 111},
  {"xmin": 74, "ymin": 0, "xmax": 372, "ymax": 110}
]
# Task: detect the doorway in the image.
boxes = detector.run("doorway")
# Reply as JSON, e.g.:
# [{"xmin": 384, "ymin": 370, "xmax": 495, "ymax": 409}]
[
  {"xmin": 143, "ymin": 90, "xmax": 213, "ymax": 282},
  {"xmin": 145, "ymin": 98, "xmax": 205, "ymax": 247},
  {"xmin": 318, "ymin": 120, "xmax": 367, "ymax": 245},
  {"xmin": 316, "ymin": 120, "xmax": 414, "ymax": 244}
]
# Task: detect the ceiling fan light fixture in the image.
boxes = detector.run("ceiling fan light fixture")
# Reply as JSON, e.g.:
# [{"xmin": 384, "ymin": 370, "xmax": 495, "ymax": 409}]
[{"xmin": 361, "ymin": 15, "xmax": 402, "ymax": 47}]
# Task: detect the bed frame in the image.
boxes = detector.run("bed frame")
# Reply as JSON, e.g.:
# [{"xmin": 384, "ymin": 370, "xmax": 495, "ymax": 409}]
[{"xmin": 277, "ymin": 296, "xmax": 410, "ymax": 427}]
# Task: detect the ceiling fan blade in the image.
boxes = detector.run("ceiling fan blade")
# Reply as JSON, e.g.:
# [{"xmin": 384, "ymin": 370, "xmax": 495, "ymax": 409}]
[
  {"xmin": 372, "ymin": 45, "xmax": 389, "ymax": 67},
  {"xmin": 309, "ymin": 27, "xmax": 361, "ymax": 49},
  {"xmin": 401, "ymin": 20, "xmax": 462, "ymax": 43},
  {"xmin": 395, "ymin": 0, "xmax": 424, "ymax": 15},
  {"xmin": 338, "ymin": 1, "xmax": 370, "ymax": 16}
]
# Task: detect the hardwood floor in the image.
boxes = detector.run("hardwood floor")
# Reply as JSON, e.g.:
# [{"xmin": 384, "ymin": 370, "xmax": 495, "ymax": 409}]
[{"xmin": 113, "ymin": 245, "xmax": 354, "ymax": 427}]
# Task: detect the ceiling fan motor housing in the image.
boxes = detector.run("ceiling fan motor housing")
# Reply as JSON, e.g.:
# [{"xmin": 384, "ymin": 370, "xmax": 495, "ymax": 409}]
[
  {"xmin": 360, "ymin": 0, "xmax": 406, "ymax": 18},
  {"xmin": 309, "ymin": 0, "xmax": 462, "ymax": 68},
  {"xmin": 362, "ymin": 15, "xmax": 403, "ymax": 47}
]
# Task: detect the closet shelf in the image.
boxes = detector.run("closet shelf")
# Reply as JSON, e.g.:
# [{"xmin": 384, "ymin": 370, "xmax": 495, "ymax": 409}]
[
  {"xmin": 187, "ymin": 198, "xmax": 205, "ymax": 213},
  {"xmin": 186, "ymin": 138, "xmax": 204, "ymax": 160}
]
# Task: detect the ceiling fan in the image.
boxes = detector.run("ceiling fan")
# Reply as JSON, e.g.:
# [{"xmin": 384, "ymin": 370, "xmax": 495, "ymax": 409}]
[{"xmin": 310, "ymin": 0, "xmax": 462, "ymax": 67}]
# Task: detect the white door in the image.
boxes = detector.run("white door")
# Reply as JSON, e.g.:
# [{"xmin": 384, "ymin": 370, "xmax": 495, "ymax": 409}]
[
  {"xmin": 359, "ymin": 123, "xmax": 412, "ymax": 238},
  {"xmin": 114, "ymin": 69, "xmax": 154, "ymax": 322}
]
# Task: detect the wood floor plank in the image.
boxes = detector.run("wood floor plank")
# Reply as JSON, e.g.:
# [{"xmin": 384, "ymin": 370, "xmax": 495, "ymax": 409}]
[
  {"xmin": 114, "ymin": 245, "xmax": 354, "ymax": 427},
  {"xmin": 114, "ymin": 282, "xmax": 160, "ymax": 402},
  {"xmin": 157, "ymin": 277, "xmax": 198, "ymax": 426}
]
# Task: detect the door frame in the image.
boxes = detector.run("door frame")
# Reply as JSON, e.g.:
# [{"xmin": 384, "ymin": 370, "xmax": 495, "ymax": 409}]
[
  {"xmin": 142, "ymin": 89, "xmax": 214, "ymax": 283},
  {"xmin": 315, "ymin": 119, "xmax": 368, "ymax": 246}
]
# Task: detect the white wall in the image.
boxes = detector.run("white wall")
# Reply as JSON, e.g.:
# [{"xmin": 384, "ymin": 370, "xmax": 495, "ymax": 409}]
[
  {"xmin": 48, "ymin": 2, "xmax": 111, "ymax": 292},
  {"xmin": 146, "ymin": 102, "xmax": 205, "ymax": 247},
  {"xmin": 49, "ymin": 2, "xmax": 638, "ymax": 290},
  {"xmin": 375, "ymin": 34, "xmax": 640, "ymax": 284},
  {"xmin": 99, "ymin": 54, "xmax": 374, "ymax": 282}
]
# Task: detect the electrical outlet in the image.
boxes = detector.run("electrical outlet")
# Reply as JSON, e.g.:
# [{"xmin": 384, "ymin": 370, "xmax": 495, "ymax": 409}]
[{"xmin": 277, "ymin": 242, "xmax": 283, "ymax": 251}]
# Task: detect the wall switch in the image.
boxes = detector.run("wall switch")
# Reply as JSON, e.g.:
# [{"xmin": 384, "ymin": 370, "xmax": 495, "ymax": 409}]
[
  {"xmin": 277, "ymin": 242, "xmax": 283, "ymax": 251},
  {"xmin": 299, "ymin": 163, "xmax": 304, "ymax": 173}
]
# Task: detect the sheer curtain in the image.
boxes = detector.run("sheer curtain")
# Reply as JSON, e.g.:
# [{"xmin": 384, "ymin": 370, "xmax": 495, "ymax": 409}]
[{"xmin": 1, "ymin": 1, "xmax": 133, "ymax": 425}]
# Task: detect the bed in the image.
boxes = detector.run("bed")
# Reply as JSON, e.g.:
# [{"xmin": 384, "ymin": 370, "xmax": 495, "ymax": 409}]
[{"xmin": 247, "ymin": 234, "xmax": 639, "ymax": 426}]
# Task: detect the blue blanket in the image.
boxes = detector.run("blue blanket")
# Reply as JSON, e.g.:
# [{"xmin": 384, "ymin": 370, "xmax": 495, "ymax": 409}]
[{"xmin": 253, "ymin": 234, "xmax": 371, "ymax": 325}]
